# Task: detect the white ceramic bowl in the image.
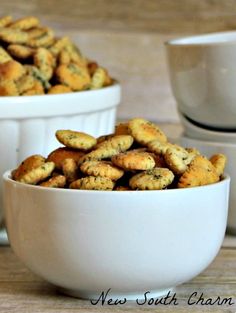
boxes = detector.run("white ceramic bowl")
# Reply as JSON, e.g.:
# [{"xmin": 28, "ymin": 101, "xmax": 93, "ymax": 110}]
[
  {"xmin": 3, "ymin": 171, "xmax": 229, "ymax": 300},
  {"xmin": 0, "ymin": 83, "xmax": 121, "ymax": 222},
  {"xmin": 179, "ymin": 112, "xmax": 236, "ymax": 144},
  {"xmin": 178, "ymin": 135, "xmax": 236, "ymax": 234},
  {"xmin": 166, "ymin": 31, "xmax": 236, "ymax": 129}
]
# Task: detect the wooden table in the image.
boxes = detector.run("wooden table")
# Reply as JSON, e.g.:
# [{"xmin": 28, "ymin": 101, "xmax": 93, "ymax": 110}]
[{"xmin": 0, "ymin": 235, "xmax": 235, "ymax": 313}]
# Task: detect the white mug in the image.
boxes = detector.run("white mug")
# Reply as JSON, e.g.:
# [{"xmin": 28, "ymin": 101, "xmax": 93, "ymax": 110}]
[{"xmin": 166, "ymin": 31, "xmax": 236, "ymax": 129}]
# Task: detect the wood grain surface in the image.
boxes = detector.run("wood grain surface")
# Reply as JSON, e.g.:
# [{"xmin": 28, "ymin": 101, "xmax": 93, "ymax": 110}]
[{"xmin": 0, "ymin": 239, "xmax": 236, "ymax": 313}]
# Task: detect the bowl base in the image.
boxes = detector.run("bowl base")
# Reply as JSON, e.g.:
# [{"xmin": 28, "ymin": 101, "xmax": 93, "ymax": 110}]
[{"xmin": 57, "ymin": 286, "xmax": 173, "ymax": 301}]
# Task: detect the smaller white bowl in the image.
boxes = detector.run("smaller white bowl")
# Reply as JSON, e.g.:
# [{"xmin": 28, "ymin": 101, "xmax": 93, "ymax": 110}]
[
  {"xmin": 178, "ymin": 135, "xmax": 236, "ymax": 234},
  {"xmin": 0, "ymin": 83, "xmax": 121, "ymax": 223},
  {"xmin": 3, "ymin": 171, "xmax": 229, "ymax": 300},
  {"xmin": 179, "ymin": 112, "xmax": 236, "ymax": 144}
]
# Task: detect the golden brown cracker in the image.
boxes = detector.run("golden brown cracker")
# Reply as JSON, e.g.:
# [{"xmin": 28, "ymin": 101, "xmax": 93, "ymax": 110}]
[
  {"xmin": 47, "ymin": 147, "xmax": 85, "ymax": 170},
  {"xmin": 18, "ymin": 162, "xmax": 55, "ymax": 185},
  {"xmin": 10, "ymin": 16, "xmax": 40, "ymax": 30},
  {"xmin": 177, "ymin": 165, "xmax": 219, "ymax": 188},
  {"xmin": 0, "ymin": 47, "xmax": 12, "ymax": 63},
  {"xmin": 129, "ymin": 168, "xmax": 174, "ymax": 190},
  {"xmin": 90, "ymin": 67, "xmax": 107, "ymax": 89},
  {"xmin": 16, "ymin": 74, "xmax": 35, "ymax": 94},
  {"xmin": 22, "ymin": 80, "xmax": 44, "ymax": 95},
  {"xmin": 70, "ymin": 176, "xmax": 114, "ymax": 190},
  {"xmin": 48, "ymin": 84, "xmax": 72, "ymax": 94},
  {"xmin": 13, "ymin": 155, "xmax": 46, "ymax": 181},
  {"xmin": 0, "ymin": 16, "xmax": 12, "ymax": 27},
  {"xmin": 34, "ymin": 47, "xmax": 55, "ymax": 80},
  {"xmin": 0, "ymin": 80, "xmax": 19, "ymax": 96},
  {"xmin": 210, "ymin": 154, "xmax": 227, "ymax": 177},
  {"xmin": 111, "ymin": 150, "xmax": 155, "ymax": 171},
  {"xmin": 7, "ymin": 44, "xmax": 34, "ymax": 59},
  {"xmin": 0, "ymin": 60, "xmax": 25, "ymax": 81},
  {"xmin": 56, "ymin": 63, "xmax": 91, "ymax": 91},
  {"xmin": 80, "ymin": 160, "xmax": 124, "ymax": 181},
  {"xmin": 62, "ymin": 158, "xmax": 79, "ymax": 183},
  {"xmin": 128, "ymin": 118, "xmax": 167, "ymax": 145},
  {"xmin": 27, "ymin": 28, "xmax": 54, "ymax": 47},
  {"xmin": 56, "ymin": 130, "xmax": 97, "ymax": 150},
  {"xmin": 40, "ymin": 175, "xmax": 66, "ymax": 188},
  {"xmin": 0, "ymin": 27, "xmax": 29, "ymax": 44}
]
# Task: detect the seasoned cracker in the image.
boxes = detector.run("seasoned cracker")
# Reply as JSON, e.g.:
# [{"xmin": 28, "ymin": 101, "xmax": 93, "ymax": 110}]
[
  {"xmin": 96, "ymin": 135, "xmax": 133, "ymax": 152},
  {"xmin": 40, "ymin": 175, "xmax": 66, "ymax": 188},
  {"xmin": 18, "ymin": 162, "xmax": 55, "ymax": 185},
  {"xmin": 63, "ymin": 43, "xmax": 84, "ymax": 65},
  {"xmin": 210, "ymin": 154, "xmax": 227, "ymax": 177},
  {"xmin": 80, "ymin": 160, "xmax": 124, "ymax": 181},
  {"xmin": 62, "ymin": 158, "xmax": 79, "ymax": 183},
  {"xmin": 49, "ymin": 36, "xmax": 70, "ymax": 56},
  {"xmin": 147, "ymin": 140, "xmax": 175, "ymax": 155},
  {"xmin": 27, "ymin": 28, "xmax": 54, "ymax": 47},
  {"xmin": 128, "ymin": 118, "xmax": 167, "ymax": 145},
  {"xmin": 26, "ymin": 27, "xmax": 49, "ymax": 39},
  {"xmin": 164, "ymin": 146, "xmax": 189, "ymax": 175},
  {"xmin": 70, "ymin": 176, "xmax": 114, "ymax": 190},
  {"xmin": 0, "ymin": 60, "xmax": 25, "ymax": 81},
  {"xmin": 34, "ymin": 47, "xmax": 55, "ymax": 80},
  {"xmin": 47, "ymin": 147, "xmax": 85, "ymax": 169},
  {"xmin": 80, "ymin": 135, "xmax": 134, "ymax": 164},
  {"xmin": 22, "ymin": 80, "xmax": 44, "ymax": 95},
  {"xmin": 58, "ymin": 49, "xmax": 71, "ymax": 65},
  {"xmin": 90, "ymin": 67, "xmax": 107, "ymax": 89},
  {"xmin": 164, "ymin": 145, "xmax": 197, "ymax": 175},
  {"xmin": 7, "ymin": 44, "xmax": 34, "ymax": 59},
  {"xmin": 0, "ymin": 16, "xmax": 12, "ymax": 27},
  {"xmin": 0, "ymin": 47, "xmax": 12, "ymax": 63},
  {"xmin": 56, "ymin": 63, "xmax": 91, "ymax": 91},
  {"xmin": 56, "ymin": 130, "xmax": 97, "ymax": 150},
  {"xmin": 178, "ymin": 165, "xmax": 219, "ymax": 188},
  {"xmin": 16, "ymin": 74, "xmax": 35, "ymax": 94},
  {"xmin": 190, "ymin": 155, "xmax": 218, "ymax": 172},
  {"xmin": 48, "ymin": 84, "xmax": 72, "ymax": 94},
  {"xmin": 0, "ymin": 27, "xmax": 29, "ymax": 44},
  {"xmin": 0, "ymin": 80, "xmax": 19, "ymax": 96},
  {"xmin": 129, "ymin": 168, "xmax": 174, "ymax": 190},
  {"xmin": 78, "ymin": 147, "xmax": 120, "ymax": 164},
  {"xmin": 10, "ymin": 16, "xmax": 40, "ymax": 30},
  {"xmin": 24, "ymin": 65, "xmax": 51, "ymax": 90},
  {"xmin": 13, "ymin": 155, "xmax": 45, "ymax": 181},
  {"xmin": 111, "ymin": 150, "xmax": 155, "ymax": 171}
]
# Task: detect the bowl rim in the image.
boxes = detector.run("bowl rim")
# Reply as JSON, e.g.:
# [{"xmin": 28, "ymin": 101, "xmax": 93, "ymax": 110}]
[
  {"xmin": 0, "ymin": 81, "xmax": 120, "ymax": 101},
  {"xmin": 3, "ymin": 170, "xmax": 230, "ymax": 195},
  {"xmin": 0, "ymin": 82, "xmax": 121, "ymax": 119},
  {"xmin": 179, "ymin": 113, "xmax": 236, "ymax": 140},
  {"xmin": 165, "ymin": 30, "xmax": 236, "ymax": 47}
]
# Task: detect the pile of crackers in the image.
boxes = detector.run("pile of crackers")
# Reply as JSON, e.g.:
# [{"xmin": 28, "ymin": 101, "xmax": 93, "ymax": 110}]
[
  {"xmin": 12, "ymin": 118, "xmax": 226, "ymax": 190},
  {"xmin": 0, "ymin": 15, "xmax": 112, "ymax": 96}
]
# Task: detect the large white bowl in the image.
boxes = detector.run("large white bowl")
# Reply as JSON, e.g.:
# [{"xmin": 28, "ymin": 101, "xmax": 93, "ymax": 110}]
[
  {"xmin": 0, "ymin": 84, "xmax": 121, "ymax": 222},
  {"xmin": 178, "ymin": 135, "xmax": 236, "ymax": 234},
  {"xmin": 166, "ymin": 31, "xmax": 236, "ymax": 129},
  {"xmin": 3, "ymin": 171, "xmax": 230, "ymax": 300}
]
